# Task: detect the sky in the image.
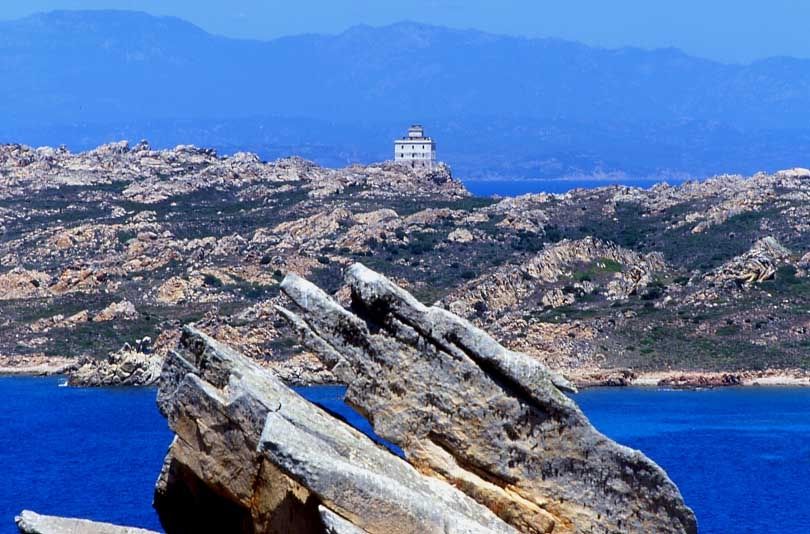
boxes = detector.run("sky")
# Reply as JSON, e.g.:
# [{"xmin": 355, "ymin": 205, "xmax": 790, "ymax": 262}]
[{"xmin": 1, "ymin": 0, "xmax": 808, "ymax": 64}]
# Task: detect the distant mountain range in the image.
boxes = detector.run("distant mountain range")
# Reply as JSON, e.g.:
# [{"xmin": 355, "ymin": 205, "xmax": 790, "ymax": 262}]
[{"xmin": 2, "ymin": 10, "xmax": 810, "ymax": 180}]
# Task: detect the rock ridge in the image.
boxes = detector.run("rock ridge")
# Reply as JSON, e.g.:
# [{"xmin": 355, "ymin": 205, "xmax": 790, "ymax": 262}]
[
  {"xmin": 276, "ymin": 263, "xmax": 697, "ymax": 533},
  {"xmin": 15, "ymin": 510, "xmax": 158, "ymax": 534},
  {"xmin": 153, "ymin": 325, "xmax": 515, "ymax": 533}
]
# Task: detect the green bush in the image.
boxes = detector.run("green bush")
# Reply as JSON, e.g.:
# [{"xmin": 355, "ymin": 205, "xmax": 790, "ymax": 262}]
[
  {"xmin": 599, "ymin": 258, "xmax": 623, "ymax": 273},
  {"xmin": 716, "ymin": 325, "xmax": 740, "ymax": 336},
  {"xmin": 203, "ymin": 273, "xmax": 223, "ymax": 288}
]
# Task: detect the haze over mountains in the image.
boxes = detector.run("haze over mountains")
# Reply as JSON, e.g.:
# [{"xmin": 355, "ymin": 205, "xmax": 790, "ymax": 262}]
[{"xmin": 3, "ymin": 9, "xmax": 810, "ymax": 180}]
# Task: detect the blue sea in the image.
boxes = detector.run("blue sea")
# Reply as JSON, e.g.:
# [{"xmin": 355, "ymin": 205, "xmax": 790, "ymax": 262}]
[
  {"xmin": 462, "ymin": 178, "xmax": 689, "ymax": 197},
  {"xmin": 0, "ymin": 377, "xmax": 172, "ymax": 533},
  {"xmin": 1, "ymin": 378, "xmax": 809, "ymax": 533}
]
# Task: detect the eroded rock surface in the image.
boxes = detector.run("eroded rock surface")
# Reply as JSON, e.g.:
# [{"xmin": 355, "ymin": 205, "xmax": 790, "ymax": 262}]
[
  {"xmin": 15, "ymin": 510, "xmax": 158, "ymax": 534},
  {"xmin": 68, "ymin": 341, "xmax": 162, "ymax": 387},
  {"xmin": 16, "ymin": 267, "xmax": 697, "ymax": 533},
  {"xmin": 444, "ymin": 237, "xmax": 665, "ymax": 319},
  {"xmin": 706, "ymin": 236, "xmax": 792, "ymax": 287},
  {"xmin": 154, "ymin": 326, "xmax": 515, "ymax": 534},
  {"xmin": 276, "ymin": 264, "xmax": 697, "ymax": 533}
]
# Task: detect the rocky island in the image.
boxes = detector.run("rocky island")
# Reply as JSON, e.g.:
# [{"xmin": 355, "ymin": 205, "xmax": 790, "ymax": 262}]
[{"xmin": 0, "ymin": 141, "xmax": 808, "ymax": 389}]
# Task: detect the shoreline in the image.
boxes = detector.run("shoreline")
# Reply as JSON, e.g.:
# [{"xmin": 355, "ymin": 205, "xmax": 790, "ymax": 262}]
[
  {"xmin": 2, "ymin": 355, "xmax": 809, "ymax": 391},
  {"xmin": 0, "ymin": 355, "xmax": 75, "ymax": 378},
  {"xmin": 570, "ymin": 368, "xmax": 810, "ymax": 390}
]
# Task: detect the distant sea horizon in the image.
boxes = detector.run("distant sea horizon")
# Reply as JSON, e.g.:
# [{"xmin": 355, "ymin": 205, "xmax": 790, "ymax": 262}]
[{"xmin": 462, "ymin": 177, "xmax": 691, "ymax": 196}]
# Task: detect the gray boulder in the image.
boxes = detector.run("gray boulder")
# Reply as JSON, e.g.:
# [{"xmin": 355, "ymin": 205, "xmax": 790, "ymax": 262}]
[
  {"xmin": 154, "ymin": 326, "xmax": 515, "ymax": 533},
  {"xmin": 15, "ymin": 511, "xmax": 158, "ymax": 534},
  {"xmin": 276, "ymin": 263, "xmax": 697, "ymax": 534}
]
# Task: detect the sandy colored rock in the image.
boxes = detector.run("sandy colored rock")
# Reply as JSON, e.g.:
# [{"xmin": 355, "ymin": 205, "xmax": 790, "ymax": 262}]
[
  {"xmin": 155, "ymin": 327, "xmax": 515, "ymax": 534},
  {"xmin": 444, "ymin": 237, "xmax": 664, "ymax": 318},
  {"xmin": 278, "ymin": 264, "xmax": 697, "ymax": 533},
  {"xmin": 68, "ymin": 341, "xmax": 161, "ymax": 387},
  {"xmin": 0, "ymin": 268, "xmax": 51, "ymax": 300},
  {"xmin": 706, "ymin": 236, "xmax": 792, "ymax": 287},
  {"xmin": 92, "ymin": 300, "xmax": 138, "ymax": 322},
  {"xmin": 447, "ymin": 227, "xmax": 474, "ymax": 243}
]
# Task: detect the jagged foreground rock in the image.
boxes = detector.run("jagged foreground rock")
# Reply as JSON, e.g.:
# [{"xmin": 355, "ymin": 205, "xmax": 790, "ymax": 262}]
[
  {"xmin": 154, "ymin": 326, "xmax": 516, "ymax": 533},
  {"xmin": 15, "ymin": 511, "xmax": 158, "ymax": 534},
  {"xmin": 15, "ymin": 265, "xmax": 696, "ymax": 534},
  {"xmin": 276, "ymin": 264, "xmax": 697, "ymax": 533}
]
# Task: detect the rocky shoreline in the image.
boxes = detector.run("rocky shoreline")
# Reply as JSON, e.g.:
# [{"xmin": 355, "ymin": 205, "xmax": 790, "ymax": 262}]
[
  {"xmin": 0, "ymin": 355, "xmax": 75, "ymax": 377},
  {"xmin": 4, "ymin": 353, "xmax": 810, "ymax": 392},
  {"xmin": 569, "ymin": 368, "xmax": 810, "ymax": 389}
]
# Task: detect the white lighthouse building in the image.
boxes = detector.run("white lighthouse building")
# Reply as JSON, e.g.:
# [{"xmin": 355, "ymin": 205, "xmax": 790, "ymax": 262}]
[{"xmin": 394, "ymin": 125, "xmax": 437, "ymax": 170}]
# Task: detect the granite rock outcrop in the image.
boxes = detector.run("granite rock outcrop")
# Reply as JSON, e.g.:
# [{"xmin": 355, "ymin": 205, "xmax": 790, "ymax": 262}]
[
  {"xmin": 2, "ymin": 140, "xmax": 809, "ymax": 387},
  {"xmin": 15, "ymin": 511, "xmax": 158, "ymax": 534},
  {"xmin": 276, "ymin": 263, "xmax": 697, "ymax": 533},
  {"xmin": 68, "ymin": 339, "xmax": 162, "ymax": 387},
  {"xmin": 154, "ymin": 326, "xmax": 515, "ymax": 533},
  {"xmin": 706, "ymin": 236, "xmax": 792, "ymax": 287},
  {"xmin": 443, "ymin": 237, "xmax": 665, "ymax": 320}
]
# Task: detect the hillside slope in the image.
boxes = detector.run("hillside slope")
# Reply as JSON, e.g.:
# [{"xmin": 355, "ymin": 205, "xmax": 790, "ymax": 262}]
[
  {"xmin": 4, "ymin": 11, "xmax": 810, "ymax": 128},
  {"xmin": 0, "ymin": 141, "xmax": 808, "ymax": 388}
]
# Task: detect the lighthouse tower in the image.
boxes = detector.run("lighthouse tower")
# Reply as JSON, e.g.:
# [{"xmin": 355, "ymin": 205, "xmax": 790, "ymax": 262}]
[{"xmin": 394, "ymin": 125, "xmax": 437, "ymax": 170}]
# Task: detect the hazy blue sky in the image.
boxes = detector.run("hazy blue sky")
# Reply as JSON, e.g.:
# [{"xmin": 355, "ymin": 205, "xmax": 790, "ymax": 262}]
[{"xmin": 1, "ymin": 0, "xmax": 807, "ymax": 64}]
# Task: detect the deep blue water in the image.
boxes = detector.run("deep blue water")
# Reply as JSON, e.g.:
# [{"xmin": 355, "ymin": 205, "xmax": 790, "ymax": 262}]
[
  {"xmin": 2, "ymin": 378, "xmax": 809, "ymax": 533},
  {"xmin": 0, "ymin": 377, "xmax": 172, "ymax": 533},
  {"xmin": 574, "ymin": 387, "xmax": 810, "ymax": 533},
  {"xmin": 463, "ymin": 178, "xmax": 689, "ymax": 197}
]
